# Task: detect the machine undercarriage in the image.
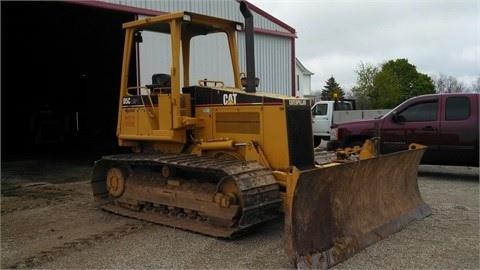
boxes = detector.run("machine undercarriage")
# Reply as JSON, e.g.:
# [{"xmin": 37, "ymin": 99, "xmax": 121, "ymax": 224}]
[{"xmin": 92, "ymin": 153, "xmax": 281, "ymax": 238}]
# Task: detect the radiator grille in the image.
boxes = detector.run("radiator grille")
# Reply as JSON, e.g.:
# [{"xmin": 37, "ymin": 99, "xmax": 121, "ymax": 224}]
[{"xmin": 286, "ymin": 105, "xmax": 315, "ymax": 170}]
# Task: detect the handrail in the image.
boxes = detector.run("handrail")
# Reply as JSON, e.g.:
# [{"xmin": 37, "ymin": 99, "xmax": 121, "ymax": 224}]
[
  {"xmin": 126, "ymin": 86, "xmax": 156, "ymax": 118},
  {"xmin": 197, "ymin": 79, "xmax": 225, "ymax": 87}
]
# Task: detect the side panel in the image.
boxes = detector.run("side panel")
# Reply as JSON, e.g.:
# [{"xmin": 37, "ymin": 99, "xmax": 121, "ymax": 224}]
[
  {"xmin": 212, "ymin": 106, "xmax": 263, "ymax": 144},
  {"xmin": 262, "ymin": 105, "xmax": 291, "ymax": 170},
  {"xmin": 118, "ymin": 95, "xmax": 160, "ymax": 136},
  {"xmin": 333, "ymin": 109, "xmax": 390, "ymax": 124}
]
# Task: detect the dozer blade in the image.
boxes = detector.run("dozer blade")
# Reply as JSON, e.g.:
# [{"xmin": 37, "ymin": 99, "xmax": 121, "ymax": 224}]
[{"xmin": 285, "ymin": 145, "xmax": 431, "ymax": 269}]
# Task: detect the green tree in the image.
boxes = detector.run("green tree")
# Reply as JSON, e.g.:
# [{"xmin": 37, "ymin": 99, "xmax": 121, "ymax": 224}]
[
  {"xmin": 372, "ymin": 68, "xmax": 400, "ymax": 108},
  {"xmin": 372, "ymin": 59, "xmax": 435, "ymax": 108},
  {"xmin": 351, "ymin": 62, "xmax": 378, "ymax": 109},
  {"xmin": 321, "ymin": 76, "xmax": 345, "ymax": 100}
]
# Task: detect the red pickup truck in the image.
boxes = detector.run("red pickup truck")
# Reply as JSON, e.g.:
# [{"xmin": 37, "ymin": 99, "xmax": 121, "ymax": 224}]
[{"xmin": 329, "ymin": 93, "xmax": 479, "ymax": 166}]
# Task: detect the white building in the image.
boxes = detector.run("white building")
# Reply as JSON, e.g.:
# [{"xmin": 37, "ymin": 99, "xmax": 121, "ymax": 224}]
[{"xmin": 295, "ymin": 58, "xmax": 315, "ymax": 98}]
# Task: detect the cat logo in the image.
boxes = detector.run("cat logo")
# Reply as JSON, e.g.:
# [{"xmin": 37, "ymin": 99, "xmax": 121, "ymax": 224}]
[{"xmin": 223, "ymin": 93, "xmax": 237, "ymax": 105}]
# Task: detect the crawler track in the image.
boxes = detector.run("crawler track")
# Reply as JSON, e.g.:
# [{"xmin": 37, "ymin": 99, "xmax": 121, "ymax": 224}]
[{"xmin": 91, "ymin": 153, "xmax": 282, "ymax": 238}]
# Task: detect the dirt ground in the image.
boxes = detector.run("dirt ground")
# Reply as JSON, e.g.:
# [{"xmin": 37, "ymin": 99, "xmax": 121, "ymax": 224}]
[{"xmin": 1, "ymin": 154, "xmax": 479, "ymax": 269}]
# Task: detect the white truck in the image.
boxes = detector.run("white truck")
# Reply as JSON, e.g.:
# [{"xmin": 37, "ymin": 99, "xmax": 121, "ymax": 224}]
[{"xmin": 311, "ymin": 100, "xmax": 390, "ymax": 148}]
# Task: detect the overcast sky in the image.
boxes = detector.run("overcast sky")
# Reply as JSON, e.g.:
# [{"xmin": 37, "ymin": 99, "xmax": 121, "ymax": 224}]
[{"xmin": 248, "ymin": 0, "xmax": 478, "ymax": 92}]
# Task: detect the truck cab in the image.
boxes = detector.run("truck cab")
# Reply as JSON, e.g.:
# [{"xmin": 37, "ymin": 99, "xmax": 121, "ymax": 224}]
[
  {"xmin": 311, "ymin": 99, "xmax": 353, "ymax": 146},
  {"xmin": 331, "ymin": 93, "xmax": 479, "ymax": 166}
]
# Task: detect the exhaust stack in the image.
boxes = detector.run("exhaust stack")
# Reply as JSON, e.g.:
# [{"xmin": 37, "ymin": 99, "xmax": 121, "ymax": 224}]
[{"xmin": 240, "ymin": 1, "xmax": 256, "ymax": 93}]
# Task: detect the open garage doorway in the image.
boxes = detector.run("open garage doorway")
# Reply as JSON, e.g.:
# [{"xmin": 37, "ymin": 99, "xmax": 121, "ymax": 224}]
[{"xmin": 1, "ymin": 1, "xmax": 136, "ymax": 159}]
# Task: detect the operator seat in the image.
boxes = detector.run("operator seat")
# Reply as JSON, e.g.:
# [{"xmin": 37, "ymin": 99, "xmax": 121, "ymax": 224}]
[{"xmin": 146, "ymin": 73, "xmax": 171, "ymax": 93}]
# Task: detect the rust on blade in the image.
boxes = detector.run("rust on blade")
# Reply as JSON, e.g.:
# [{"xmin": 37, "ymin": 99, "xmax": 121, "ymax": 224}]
[{"xmin": 285, "ymin": 145, "xmax": 431, "ymax": 269}]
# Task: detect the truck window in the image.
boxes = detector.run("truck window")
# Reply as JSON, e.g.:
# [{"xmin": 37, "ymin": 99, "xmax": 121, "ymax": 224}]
[
  {"xmin": 313, "ymin": 104, "xmax": 328, "ymax": 116},
  {"xmin": 336, "ymin": 102, "xmax": 352, "ymax": 111},
  {"xmin": 445, "ymin": 97, "xmax": 470, "ymax": 121},
  {"xmin": 334, "ymin": 101, "xmax": 352, "ymax": 111},
  {"xmin": 398, "ymin": 101, "xmax": 437, "ymax": 122}
]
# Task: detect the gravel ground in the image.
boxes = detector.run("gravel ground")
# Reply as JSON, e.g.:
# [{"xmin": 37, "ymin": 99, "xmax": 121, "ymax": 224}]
[{"xmin": 1, "ymin": 156, "xmax": 478, "ymax": 269}]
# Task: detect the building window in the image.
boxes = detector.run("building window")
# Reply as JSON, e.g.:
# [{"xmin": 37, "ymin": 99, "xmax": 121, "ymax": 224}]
[{"xmin": 296, "ymin": 75, "xmax": 300, "ymax": 91}]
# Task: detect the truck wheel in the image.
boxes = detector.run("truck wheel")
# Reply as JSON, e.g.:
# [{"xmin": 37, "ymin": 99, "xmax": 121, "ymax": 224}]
[
  {"xmin": 313, "ymin": 136, "xmax": 321, "ymax": 148},
  {"xmin": 327, "ymin": 141, "xmax": 341, "ymax": 151}
]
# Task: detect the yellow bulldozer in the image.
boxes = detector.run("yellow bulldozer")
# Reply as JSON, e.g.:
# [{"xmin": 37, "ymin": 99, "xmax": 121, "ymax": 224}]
[{"xmin": 91, "ymin": 2, "xmax": 431, "ymax": 268}]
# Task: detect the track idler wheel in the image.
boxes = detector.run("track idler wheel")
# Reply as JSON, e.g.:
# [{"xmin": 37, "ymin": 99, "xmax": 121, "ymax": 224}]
[
  {"xmin": 207, "ymin": 177, "xmax": 242, "ymax": 227},
  {"xmin": 161, "ymin": 165, "xmax": 175, "ymax": 177},
  {"xmin": 216, "ymin": 176, "xmax": 241, "ymax": 208},
  {"xmin": 106, "ymin": 166, "xmax": 129, "ymax": 198}
]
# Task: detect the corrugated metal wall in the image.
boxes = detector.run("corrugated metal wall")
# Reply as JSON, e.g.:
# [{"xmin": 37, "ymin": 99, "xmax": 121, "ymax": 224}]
[
  {"xmin": 237, "ymin": 33, "xmax": 292, "ymax": 95},
  {"xmin": 100, "ymin": 0, "xmax": 294, "ymax": 96},
  {"xmin": 101, "ymin": 0, "xmax": 291, "ymax": 33}
]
